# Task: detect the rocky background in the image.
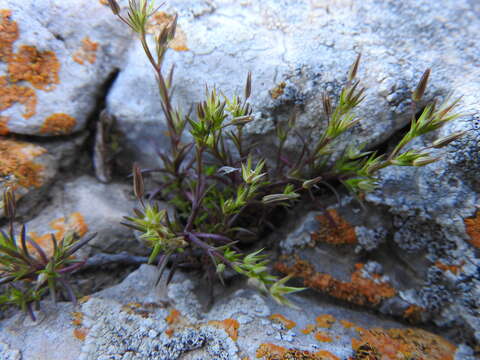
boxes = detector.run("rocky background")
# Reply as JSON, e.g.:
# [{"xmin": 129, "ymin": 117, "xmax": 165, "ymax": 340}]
[{"xmin": 0, "ymin": 0, "xmax": 479, "ymax": 359}]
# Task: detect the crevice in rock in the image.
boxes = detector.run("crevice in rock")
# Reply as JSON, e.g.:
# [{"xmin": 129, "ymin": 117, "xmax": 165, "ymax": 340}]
[{"xmin": 82, "ymin": 68, "xmax": 120, "ymax": 179}]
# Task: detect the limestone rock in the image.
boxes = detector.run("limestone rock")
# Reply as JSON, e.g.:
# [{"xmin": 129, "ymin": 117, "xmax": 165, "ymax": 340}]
[
  {"xmin": 0, "ymin": 133, "xmax": 86, "ymax": 219},
  {"xmin": 0, "ymin": 264, "xmax": 469, "ymax": 360},
  {"xmin": 20, "ymin": 175, "xmax": 151, "ymax": 256},
  {"xmin": 0, "ymin": 0, "xmax": 130, "ymax": 136},
  {"xmin": 108, "ymin": 0, "xmax": 478, "ymax": 173}
]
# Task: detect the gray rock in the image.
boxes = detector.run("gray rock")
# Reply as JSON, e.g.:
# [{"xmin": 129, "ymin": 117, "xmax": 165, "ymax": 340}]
[
  {"xmin": 0, "ymin": 264, "xmax": 468, "ymax": 359},
  {"xmin": 21, "ymin": 175, "xmax": 152, "ymax": 256},
  {"xmin": 0, "ymin": 133, "xmax": 87, "ymax": 219},
  {"xmin": 0, "ymin": 0, "xmax": 130, "ymax": 136},
  {"xmin": 108, "ymin": 0, "xmax": 478, "ymax": 173}
]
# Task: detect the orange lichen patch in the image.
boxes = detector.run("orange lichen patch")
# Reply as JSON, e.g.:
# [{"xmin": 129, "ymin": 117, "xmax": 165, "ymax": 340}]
[
  {"xmin": 71, "ymin": 311, "xmax": 84, "ymax": 326},
  {"xmin": 99, "ymin": 0, "xmax": 109, "ymax": 5},
  {"xmin": 339, "ymin": 320, "xmax": 355, "ymax": 329},
  {"xmin": 148, "ymin": 12, "xmax": 189, "ymax": 51},
  {"xmin": 27, "ymin": 212, "xmax": 89, "ymax": 258},
  {"xmin": 165, "ymin": 328, "xmax": 174, "ymax": 337},
  {"xmin": 0, "ymin": 76, "xmax": 37, "ymax": 119},
  {"xmin": 0, "ymin": 116, "xmax": 9, "ymax": 135},
  {"xmin": 0, "ymin": 138, "xmax": 46, "ymax": 188},
  {"xmin": 403, "ymin": 305, "xmax": 425, "ymax": 324},
  {"xmin": 166, "ymin": 309, "xmax": 181, "ymax": 325},
  {"xmin": 121, "ymin": 302, "xmax": 151, "ymax": 318},
  {"xmin": 352, "ymin": 328, "xmax": 456, "ymax": 360},
  {"xmin": 79, "ymin": 295, "xmax": 91, "ymax": 304},
  {"xmin": 311, "ymin": 209, "xmax": 356, "ymax": 245},
  {"xmin": 315, "ymin": 314, "xmax": 336, "ymax": 328},
  {"xmin": 256, "ymin": 343, "xmax": 288, "ymax": 359},
  {"xmin": 8, "ymin": 45, "xmax": 60, "ymax": 90},
  {"xmin": 275, "ymin": 260, "xmax": 396, "ymax": 307},
  {"xmin": 270, "ymin": 313, "xmax": 296, "ymax": 330},
  {"xmin": 269, "ymin": 82, "xmax": 286, "ymax": 99},
  {"xmin": 0, "ymin": 9, "xmax": 19, "ymax": 61},
  {"xmin": 465, "ymin": 212, "xmax": 480, "ymax": 249},
  {"xmin": 301, "ymin": 324, "xmax": 316, "ymax": 335},
  {"xmin": 256, "ymin": 343, "xmax": 337, "ymax": 360},
  {"xmin": 73, "ymin": 37, "xmax": 99, "ymax": 65},
  {"xmin": 208, "ymin": 318, "xmax": 240, "ymax": 341},
  {"xmin": 313, "ymin": 351, "xmax": 339, "ymax": 360},
  {"xmin": 314, "ymin": 331, "xmax": 332, "ymax": 343},
  {"xmin": 40, "ymin": 113, "xmax": 77, "ymax": 135},
  {"xmin": 435, "ymin": 261, "xmax": 461, "ymax": 275},
  {"xmin": 73, "ymin": 328, "xmax": 88, "ymax": 341}
]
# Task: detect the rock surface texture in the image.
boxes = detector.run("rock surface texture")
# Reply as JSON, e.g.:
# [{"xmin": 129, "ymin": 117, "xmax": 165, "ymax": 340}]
[
  {"xmin": 0, "ymin": 0, "xmax": 479, "ymax": 359},
  {"xmin": 0, "ymin": 265, "xmax": 471, "ymax": 360}
]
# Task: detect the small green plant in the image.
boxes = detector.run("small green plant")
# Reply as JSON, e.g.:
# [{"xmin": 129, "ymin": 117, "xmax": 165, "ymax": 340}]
[
  {"xmin": 108, "ymin": 0, "xmax": 463, "ymax": 306},
  {"xmin": 0, "ymin": 190, "xmax": 95, "ymax": 320}
]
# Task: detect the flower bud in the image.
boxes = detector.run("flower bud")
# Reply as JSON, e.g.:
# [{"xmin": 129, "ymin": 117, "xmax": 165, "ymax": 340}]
[
  {"xmin": 412, "ymin": 156, "xmax": 440, "ymax": 166},
  {"xmin": 107, "ymin": 0, "xmax": 121, "ymax": 15},
  {"xmin": 322, "ymin": 93, "xmax": 332, "ymax": 118},
  {"xmin": 432, "ymin": 131, "xmax": 466, "ymax": 148},
  {"xmin": 412, "ymin": 68, "xmax": 430, "ymax": 102},
  {"xmin": 245, "ymin": 72, "xmax": 252, "ymax": 99},
  {"xmin": 348, "ymin": 53, "xmax": 361, "ymax": 81},
  {"xmin": 133, "ymin": 163, "xmax": 144, "ymax": 199},
  {"xmin": 302, "ymin": 176, "xmax": 323, "ymax": 189}
]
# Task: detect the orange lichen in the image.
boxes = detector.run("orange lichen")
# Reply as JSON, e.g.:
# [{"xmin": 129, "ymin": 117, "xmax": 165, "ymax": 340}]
[
  {"xmin": 0, "ymin": 9, "xmax": 19, "ymax": 61},
  {"xmin": 166, "ymin": 309, "xmax": 181, "ymax": 325},
  {"xmin": 313, "ymin": 351, "xmax": 339, "ymax": 360},
  {"xmin": 73, "ymin": 328, "xmax": 88, "ymax": 341},
  {"xmin": 27, "ymin": 212, "xmax": 89, "ymax": 257},
  {"xmin": 435, "ymin": 261, "xmax": 461, "ymax": 275},
  {"xmin": 71, "ymin": 311, "xmax": 84, "ymax": 326},
  {"xmin": 465, "ymin": 212, "xmax": 480, "ymax": 249},
  {"xmin": 40, "ymin": 113, "xmax": 76, "ymax": 135},
  {"xmin": 99, "ymin": 0, "xmax": 109, "ymax": 5},
  {"xmin": 315, "ymin": 314, "xmax": 336, "ymax": 328},
  {"xmin": 275, "ymin": 260, "xmax": 396, "ymax": 307},
  {"xmin": 121, "ymin": 302, "xmax": 152, "ymax": 318},
  {"xmin": 256, "ymin": 343, "xmax": 338, "ymax": 360},
  {"xmin": 148, "ymin": 12, "xmax": 189, "ymax": 51},
  {"xmin": 339, "ymin": 320, "xmax": 355, "ymax": 329},
  {"xmin": 270, "ymin": 82, "xmax": 286, "ymax": 99},
  {"xmin": 314, "ymin": 331, "xmax": 332, "ymax": 343},
  {"xmin": 0, "ymin": 76, "xmax": 37, "ymax": 119},
  {"xmin": 73, "ymin": 37, "xmax": 99, "ymax": 65},
  {"xmin": 79, "ymin": 295, "xmax": 91, "ymax": 304},
  {"xmin": 352, "ymin": 328, "xmax": 456, "ymax": 360},
  {"xmin": 403, "ymin": 305, "xmax": 425, "ymax": 324},
  {"xmin": 8, "ymin": 45, "xmax": 60, "ymax": 90},
  {"xmin": 0, "ymin": 138, "xmax": 46, "ymax": 189},
  {"xmin": 0, "ymin": 116, "xmax": 9, "ymax": 135},
  {"xmin": 301, "ymin": 324, "xmax": 316, "ymax": 335},
  {"xmin": 165, "ymin": 328, "xmax": 174, "ymax": 337},
  {"xmin": 311, "ymin": 209, "xmax": 356, "ymax": 245},
  {"xmin": 256, "ymin": 343, "xmax": 287, "ymax": 359},
  {"xmin": 208, "ymin": 318, "xmax": 240, "ymax": 341},
  {"xmin": 270, "ymin": 313, "xmax": 296, "ymax": 330}
]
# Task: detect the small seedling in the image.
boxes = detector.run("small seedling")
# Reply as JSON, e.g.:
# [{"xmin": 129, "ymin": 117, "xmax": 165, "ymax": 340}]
[{"xmin": 0, "ymin": 190, "xmax": 95, "ymax": 320}]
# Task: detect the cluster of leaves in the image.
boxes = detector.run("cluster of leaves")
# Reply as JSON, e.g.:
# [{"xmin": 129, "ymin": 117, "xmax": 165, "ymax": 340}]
[
  {"xmin": 108, "ymin": 0, "xmax": 463, "ymax": 306},
  {"xmin": 0, "ymin": 190, "xmax": 95, "ymax": 319}
]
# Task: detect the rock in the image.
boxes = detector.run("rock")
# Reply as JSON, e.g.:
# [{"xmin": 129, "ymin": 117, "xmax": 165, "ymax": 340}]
[
  {"xmin": 20, "ymin": 175, "xmax": 152, "ymax": 256},
  {"xmin": 277, "ymin": 196, "xmax": 480, "ymax": 344},
  {"xmin": 0, "ymin": 264, "xmax": 470, "ymax": 360},
  {"xmin": 108, "ymin": 0, "xmax": 478, "ymax": 172},
  {"xmin": 0, "ymin": 133, "xmax": 87, "ymax": 219},
  {"xmin": 0, "ymin": 0, "xmax": 131, "ymax": 136}
]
